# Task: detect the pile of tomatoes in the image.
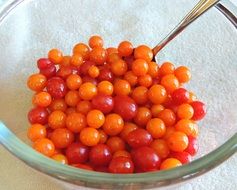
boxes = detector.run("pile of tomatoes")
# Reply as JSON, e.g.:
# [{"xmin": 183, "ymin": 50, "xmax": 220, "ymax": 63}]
[{"xmin": 27, "ymin": 36, "xmax": 206, "ymax": 174}]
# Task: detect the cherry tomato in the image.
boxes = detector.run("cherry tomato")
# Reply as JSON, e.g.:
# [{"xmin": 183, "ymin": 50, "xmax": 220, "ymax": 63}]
[
  {"xmin": 109, "ymin": 157, "xmax": 134, "ymax": 174},
  {"xmin": 33, "ymin": 138, "xmax": 55, "ymax": 157},
  {"xmin": 37, "ymin": 58, "xmax": 52, "ymax": 70},
  {"xmin": 113, "ymin": 95, "xmax": 138, "ymax": 121},
  {"xmin": 79, "ymin": 127, "xmax": 100, "ymax": 146},
  {"xmin": 73, "ymin": 43, "xmax": 90, "ymax": 60},
  {"xmin": 171, "ymin": 88, "xmax": 190, "ymax": 105},
  {"xmin": 50, "ymin": 128, "xmax": 74, "ymax": 149},
  {"xmin": 91, "ymin": 94, "xmax": 114, "ymax": 114},
  {"xmin": 98, "ymin": 68, "xmax": 114, "ymax": 82},
  {"xmin": 27, "ymin": 124, "xmax": 46, "ymax": 142},
  {"xmin": 167, "ymin": 132, "xmax": 189, "ymax": 152},
  {"xmin": 52, "ymin": 154, "xmax": 68, "ymax": 164},
  {"xmin": 190, "ymin": 101, "xmax": 206, "ymax": 121},
  {"xmin": 89, "ymin": 144, "xmax": 112, "ymax": 166},
  {"xmin": 170, "ymin": 151, "xmax": 191, "ymax": 164},
  {"xmin": 28, "ymin": 107, "xmax": 49, "ymax": 125},
  {"xmin": 40, "ymin": 64, "xmax": 57, "ymax": 79},
  {"xmin": 106, "ymin": 136, "xmax": 125, "ymax": 153},
  {"xmin": 103, "ymin": 114, "xmax": 124, "ymax": 136},
  {"xmin": 89, "ymin": 35, "xmax": 104, "ymax": 48},
  {"xmin": 134, "ymin": 107, "xmax": 152, "ymax": 127},
  {"xmin": 118, "ymin": 41, "xmax": 133, "ymax": 57},
  {"xmin": 27, "ymin": 74, "xmax": 47, "ymax": 92},
  {"xmin": 86, "ymin": 109, "xmax": 105, "ymax": 128},
  {"xmin": 48, "ymin": 110, "xmax": 67, "ymax": 129},
  {"xmin": 66, "ymin": 112, "xmax": 86, "ymax": 133},
  {"xmin": 126, "ymin": 129, "xmax": 153, "ymax": 148},
  {"xmin": 185, "ymin": 136, "xmax": 198, "ymax": 156},
  {"xmin": 160, "ymin": 158, "xmax": 182, "ymax": 170},
  {"xmin": 78, "ymin": 82, "xmax": 97, "ymax": 100},
  {"xmin": 148, "ymin": 84, "xmax": 167, "ymax": 104},
  {"xmin": 132, "ymin": 86, "xmax": 148, "ymax": 105},
  {"xmin": 76, "ymin": 100, "xmax": 92, "ymax": 115},
  {"xmin": 150, "ymin": 139, "xmax": 170, "ymax": 159},
  {"xmin": 132, "ymin": 146, "xmax": 160, "ymax": 172},
  {"xmin": 46, "ymin": 77, "xmax": 67, "ymax": 99},
  {"xmin": 65, "ymin": 142, "xmax": 89, "ymax": 164},
  {"xmin": 134, "ymin": 45, "xmax": 153, "ymax": 63},
  {"xmin": 146, "ymin": 118, "xmax": 166, "ymax": 138}
]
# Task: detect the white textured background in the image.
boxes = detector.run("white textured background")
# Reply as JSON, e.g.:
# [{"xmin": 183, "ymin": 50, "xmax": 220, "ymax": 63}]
[{"xmin": 0, "ymin": 0, "xmax": 236, "ymax": 190}]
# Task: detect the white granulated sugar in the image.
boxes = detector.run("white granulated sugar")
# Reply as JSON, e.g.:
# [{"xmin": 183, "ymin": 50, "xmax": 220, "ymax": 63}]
[{"xmin": 0, "ymin": 0, "xmax": 236, "ymax": 189}]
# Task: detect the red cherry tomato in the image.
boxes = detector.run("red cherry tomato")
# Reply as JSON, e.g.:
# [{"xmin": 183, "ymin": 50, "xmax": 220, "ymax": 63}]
[
  {"xmin": 37, "ymin": 58, "xmax": 52, "ymax": 70},
  {"xmin": 40, "ymin": 64, "xmax": 56, "ymax": 79},
  {"xmin": 92, "ymin": 94, "xmax": 114, "ymax": 114},
  {"xmin": 170, "ymin": 151, "xmax": 192, "ymax": 164},
  {"xmin": 190, "ymin": 101, "xmax": 206, "ymax": 121},
  {"xmin": 89, "ymin": 144, "xmax": 112, "ymax": 166},
  {"xmin": 126, "ymin": 129, "xmax": 153, "ymax": 149},
  {"xmin": 46, "ymin": 77, "xmax": 67, "ymax": 99},
  {"xmin": 98, "ymin": 68, "xmax": 114, "ymax": 82},
  {"xmin": 171, "ymin": 88, "xmax": 190, "ymax": 105},
  {"xmin": 113, "ymin": 95, "xmax": 138, "ymax": 121},
  {"xmin": 66, "ymin": 142, "xmax": 89, "ymax": 164},
  {"xmin": 185, "ymin": 136, "xmax": 198, "ymax": 156},
  {"xmin": 28, "ymin": 107, "xmax": 49, "ymax": 125},
  {"xmin": 109, "ymin": 157, "xmax": 134, "ymax": 174},
  {"xmin": 132, "ymin": 146, "xmax": 160, "ymax": 172}
]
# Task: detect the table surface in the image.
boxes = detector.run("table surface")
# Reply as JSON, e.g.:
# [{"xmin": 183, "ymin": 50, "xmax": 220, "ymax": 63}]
[{"xmin": 0, "ymin": 0, "xmax": 237, "ymax": 189}]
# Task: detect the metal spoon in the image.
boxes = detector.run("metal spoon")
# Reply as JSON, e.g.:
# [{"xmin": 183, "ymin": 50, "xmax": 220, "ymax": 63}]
[{"xmin": 152, "ymin": 0, "xmax": 220, "ymax": 59}]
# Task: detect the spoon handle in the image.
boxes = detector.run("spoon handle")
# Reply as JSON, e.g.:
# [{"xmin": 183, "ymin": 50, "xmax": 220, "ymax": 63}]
[{"xmin": 152, "ymin": 0, "xmax": 220, "ymax": 56}]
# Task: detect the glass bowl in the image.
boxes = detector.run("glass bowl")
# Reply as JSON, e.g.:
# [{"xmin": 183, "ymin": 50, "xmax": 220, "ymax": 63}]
[{"xmin": 0, "ymin": 0, "xmax": 237, "ymax": 189}]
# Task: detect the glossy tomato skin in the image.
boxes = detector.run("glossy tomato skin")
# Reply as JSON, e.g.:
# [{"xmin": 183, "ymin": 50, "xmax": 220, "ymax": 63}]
[
  {"xmin": 98, "ymin": 68, "xmax": 114, "ymax": 82},
  {"xmin": 170, "ymin": 151, "xmax": 191, "ymax": 164},
  {"xmin": 46, "ymin": 77, "xmax": 67, "ymax": 99},
  {"xmin": 190, "ymin": 101, "xmax": 206, "ymax": 121},
  {"xmin": 28, "ymin": 107, "xmax": 49, "ymax": 125},
  {"xmin": 108, "ymin": 157, "xmax": 134, "ymax": 174},
  {"xmin": 92, "ymin": 94, "xmax": 114, "ymax": 114},
  {"xmin": 185, "ymin": 136, "xmax": 198, "ymax": 156},
  {"xmin": 132, "ymin": 146, "xmax": 160, "ymax": 172},
  {"xmin": 171, "ymin": 88, "xmax": 190, "ymax": 105},
  {"xmin": 65, "ymin": 142, "xmax": 89, "ymax": 164},
  {"xmin": 126, "ymin": 129, "xmax": 153, "ymax": 149},
  {"xmin": 40, "ymin": 64, "xmax": 56, "ymax": 79},
  {"xmin": 113, "ymin": 95, "xmax": 138, "ymax": 121},
  {"xmin": 89, "ymin": 144, "xmax": 112, "ymax": 166},
  {"xmin": 37, "ymin": 58, "xmax": 52, "ymax": 70}
]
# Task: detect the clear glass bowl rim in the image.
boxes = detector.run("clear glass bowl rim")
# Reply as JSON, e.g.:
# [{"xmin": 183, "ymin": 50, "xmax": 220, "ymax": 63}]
[{"xmin": 0, "ymin": 0, "xmax": 236, "ymax": 188}]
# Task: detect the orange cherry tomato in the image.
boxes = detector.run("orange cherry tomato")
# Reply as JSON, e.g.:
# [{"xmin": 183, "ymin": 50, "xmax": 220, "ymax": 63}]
[
  {"xmin": 27, "ymin": 124, "xmax": 46, "ymax": 142},
  {"xmin": 79, "ymin": 82, "xmax": 97, "ymax": 100},
  {"xmin": 134, "ymin": 45, "xmax": 153, "ymax": 62},
  {"xmin": 33, "ymin": 138, "xmax": 55, "ymax": 157},
  {"xmin": 86, "ymin": 109, "xmax": 105, "ymax": 129},
  {"xmin": 27, "ymin": 74, "xmax": 47, "ymax": 92},
  {"xmin": 103, "ymin": 114, "xmax": 124, "ymax": 136},
  {"xmin": 79, "ymin": 127, "xmax": 100, "ymax": 146},
  {"xmin": 66, "ymin": 112, "xmax": 86, "ymax": 133}
]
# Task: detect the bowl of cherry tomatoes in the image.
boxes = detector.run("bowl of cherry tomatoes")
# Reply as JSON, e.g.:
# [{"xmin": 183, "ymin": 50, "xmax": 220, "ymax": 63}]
[{"xmin": 0, "ymin": 0, "xmax": 237, "ymax": 189}]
